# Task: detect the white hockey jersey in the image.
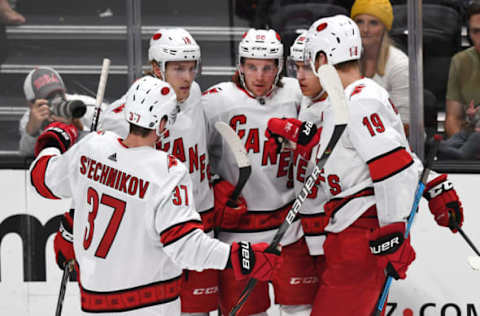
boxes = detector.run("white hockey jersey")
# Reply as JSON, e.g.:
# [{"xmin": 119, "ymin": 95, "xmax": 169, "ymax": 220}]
[
  {"xmin": 99, "ymin": 81, "xmax": 214, "ymax": 231},
  {"xmin": 201, "ymin": 78, "xmax": 304, "ymax": 246},
  {"xmin": 299, "ymin": 78, "xmax": 422, "ymax": 256},
  {"xmin": 292, "ymin": 94, "xmax": 330, "ymax": 255},
  {"xmin": 29, "ymin": 131, "xmax": 230, "ymax": 315}
]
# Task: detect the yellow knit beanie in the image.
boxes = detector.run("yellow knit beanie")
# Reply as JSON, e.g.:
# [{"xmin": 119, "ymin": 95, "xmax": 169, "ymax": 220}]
[{"xmin": 351, "ymin": 0, "xmax": 394, "ymax": 30}]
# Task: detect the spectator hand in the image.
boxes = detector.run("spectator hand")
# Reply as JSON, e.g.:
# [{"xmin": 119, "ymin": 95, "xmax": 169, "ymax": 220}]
[
  {"xmin": 369, "ymin": 222, "xmax": 415, "ymax": 280},
  {"xmin": 27, "ymin": 99, "xmax": 50, "ymax": 136},
  {"xmin": 34, "ymin": 122, "xmax": 78, "ymax": 157},
  {"xmin": 423, "ymin": 174, "xmax": 464, "ymax": 233},
  {"xmin": 227, "ymin": 241, "xmax": 282, "ymax": 281}
]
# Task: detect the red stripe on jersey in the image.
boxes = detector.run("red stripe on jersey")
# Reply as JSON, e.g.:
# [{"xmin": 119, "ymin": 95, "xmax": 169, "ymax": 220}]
[
  {"xmin": 112, "ymin": 104, "xmax": 125, "ymax": 113},
  {"xmin": 367, "ymin": 147, "xmax": 414, "ymax": 183},
  {"xmin": 324, "ymin": 187, "xmax": 375, "ymax": 220},
  {"xmin": 160, "ymin": 220, "xmax": 203, "ymax": 246},
  {"xmin": 80, "ymin": 275, "xmax": 182, "ymax": 313},
  {"xmin": 30, "ymin": 155, "xmax": 60, "ymax": 200},
  {"xmin": 199, "ymin": 207, "xmax": 215, "ymax": 233}
]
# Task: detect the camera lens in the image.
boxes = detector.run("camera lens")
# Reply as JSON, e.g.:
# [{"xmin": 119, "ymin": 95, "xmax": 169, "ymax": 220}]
[{"xmin": 67, "ymin": 100, "xmax": 87, "ymax": 118}]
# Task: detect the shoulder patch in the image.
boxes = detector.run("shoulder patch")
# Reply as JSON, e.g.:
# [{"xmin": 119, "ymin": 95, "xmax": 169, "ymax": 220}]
[
  {"xmin": 350, "ymin": 84, "xmax": 366, "ymax": 98},
  {"xmin": 167, "ymin": 154, "xmax": 178, "ymax": 169},
  {"xmin": 112, "ymin": 104, "xmax": 125, "ymax": 113},
  {"xmin": 388, "ymin": 98, "xmax": 399, "ymax": 115},
  {"xmin": 202, "ymin": 87, "xmax": 223, "ymax": 96}
]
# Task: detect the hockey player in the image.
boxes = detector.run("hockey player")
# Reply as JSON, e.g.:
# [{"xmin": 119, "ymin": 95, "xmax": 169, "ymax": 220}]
[
  {"xmin": 202, "ymin": 28, "xmax": 317, "ymax": 316},
  {"xmin": 30, "ymin": 76, "xmax": 282, "ymax": 316},
  {"xmin": 267, "ymin": 31, "xmax": 328, "ymax": 260},
  {"xmin": 78, "ymin": 28, "xmax": 218, "ymax": 316},
  {"xmin": 265, "ymin": 15, "xmax": 464, "ymax": 315}
]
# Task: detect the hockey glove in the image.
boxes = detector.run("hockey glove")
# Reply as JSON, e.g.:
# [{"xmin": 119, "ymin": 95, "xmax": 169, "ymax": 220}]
[
  {"xmin": 213, "ymin": 180, "xmax": 247, "ymax": 230},
  {"xmin": 423, "ymin": 174, "xmax": 464, "ymax": 233},
  {"xmin": 265, "ymin": 118, "xmax": 321, "ymax": 157},
  {"xmin": 34, "ymin": 122, "xmax": 78, "ymax": 157},
  {"xmin": 369, "ymin": 222, "xmax": 416, "ymax": 280},
  {"xmin": 53, "ymin": 209, "xmax": 76, "ymax": 270},
  {"xmin": 227, "ymin": 241, "xmax": 282, "ymax": 281}
]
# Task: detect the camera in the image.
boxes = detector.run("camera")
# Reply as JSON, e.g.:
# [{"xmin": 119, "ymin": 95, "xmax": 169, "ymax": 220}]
[{"xmin": 47, "ymin": 93, "xmax": 87, "ymax": 119}]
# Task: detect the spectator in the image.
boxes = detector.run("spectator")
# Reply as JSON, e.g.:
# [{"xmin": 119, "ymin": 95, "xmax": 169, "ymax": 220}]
[
  {"xmin": 0, "ymin": 0, "xmax": 25, "ymax": 65},
  {"xmin": 0, "ymin": 0, "xmax": 25, "ymax": 25},
  {"xmin": 438, "ymin": 100, "xmax": 480, "ymax": 159},
  {"xmin": 351, "ymin": 0, "xmax": 410, "ymax": 135},
  {"xmin": 18, "ymin": 67, "xmax": 101, "ymax": 156},
  {"xmin": 444, "ymin": 1, "xmax": 480, "ymax": 138}
]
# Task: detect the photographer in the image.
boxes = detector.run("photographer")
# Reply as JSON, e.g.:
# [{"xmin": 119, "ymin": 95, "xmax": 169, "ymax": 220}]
[{"xmin": 18, "ymin": 67, "xmax": 100, "ymax": 156}]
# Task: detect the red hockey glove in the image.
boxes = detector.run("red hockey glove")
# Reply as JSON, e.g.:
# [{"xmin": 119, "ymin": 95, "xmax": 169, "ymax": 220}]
[
  {"xmin": 53, "ymin": 210, "xmax": 76, "ymax": 270},
  {"xmin": 227, "ymin": 241, "xmax": 282, "ymax": 281},
  {"xmin": 369, "ymin": 222, "xmax": 416, "ymax": 280},
  {"xmin": 213, "ymin": 180, "xmax": 247, "ymax": 230},
  {"xmin": 34, "ymin": 122, "xmax": 78, "ymax": 157},
  {"xmin": 265, "ymin": 118, "xmax": 321, "ymax": 157},
  {"xmin": 423, "ymin": 174, "xmax": 464, "ymax": 233}
]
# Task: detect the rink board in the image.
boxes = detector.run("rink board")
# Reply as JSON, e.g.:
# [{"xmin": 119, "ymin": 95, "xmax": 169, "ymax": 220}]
[{"xmin": 0, "ymin": 170, "xmax": 479, "ymax": 315}]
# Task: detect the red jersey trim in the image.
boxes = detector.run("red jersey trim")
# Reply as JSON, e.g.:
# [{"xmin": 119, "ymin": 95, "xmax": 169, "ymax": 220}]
[
  {"xmin": 80, "ymin": 275, "xmax": 182, "ymax": 313},
  {"xmin": 367, "ymin": 147, "xmax": 414, "ymax": 183},
  {"xmin": 199, "ymin": 207, "xmax": 215, "ymax": 233},
  {"xmin": 30, "ymin": 155, "xmax": 60, "ymax": 200},
  {"xmin": 160, "ymin": 220, "xmax": 203, "ymax": 246},
  {"xmin": 325, "ymin": 187, "xmax": 375, "ymax": 219}
]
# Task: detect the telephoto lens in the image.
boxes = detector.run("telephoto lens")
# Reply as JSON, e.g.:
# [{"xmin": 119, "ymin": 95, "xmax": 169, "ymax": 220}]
[{"xmin": 48, "ymin": 94, "xmax": 87, "ymax": 118}]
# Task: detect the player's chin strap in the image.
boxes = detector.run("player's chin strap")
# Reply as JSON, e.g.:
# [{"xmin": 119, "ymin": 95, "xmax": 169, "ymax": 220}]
[
  {"xmin": 310, "ymin": 90, "xmax": 326, "ymax": 103},
  {"xmin": 239, "ymin": 71, "xmax": 277, "ymax": 105}
]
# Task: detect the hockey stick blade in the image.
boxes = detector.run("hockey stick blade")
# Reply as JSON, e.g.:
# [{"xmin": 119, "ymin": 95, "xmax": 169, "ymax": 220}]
[
  {"xmin": 468, "ymin": 256, "xmax": 480, "ymax": 271},
  {"xmin": 215, "ymin": 121, "xmax": 252, "ymax": 203},
  {"xmin": 229, "ymin": 64, "xmax": 348, "ymax": 316},
  {"xmin": 90, "ymin": 58, "xmax": 111, "ymax": 132},
  {"xmin": 373, "ymin": 136, "xmax": 441, "ymax": 316},
  {"xmin": 449, "ymin": 220, "xmax": 480, "ymax": 271},
  {"xmin": 55, "ymin": 260, "xmax": 74, "ymax": 316}
]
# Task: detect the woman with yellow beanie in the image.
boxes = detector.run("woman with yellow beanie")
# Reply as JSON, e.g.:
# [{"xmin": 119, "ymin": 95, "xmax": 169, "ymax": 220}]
[{"xmin": 351, "ymin": 0, "xmax": 410, "ymax": 135}]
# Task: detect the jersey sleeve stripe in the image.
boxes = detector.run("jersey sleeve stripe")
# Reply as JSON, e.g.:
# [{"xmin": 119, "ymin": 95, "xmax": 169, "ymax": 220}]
[
  {"xmin": 324, "ymin": 187, "xmax": 375, "ymax": 219},
  {"xmin": 199, "ymin": 207, "xmax": 215, "ymax": 233},
  {"xmin": 30, "ymin": 155, "xmax": 60, "ymax": 200},
  {"xmin": 367, "ymin": 147, "xmax": 414, "ymax": 183},
  {"xmin": 160, "ymin": 220, "xmax": 203, "ymax": 246}
]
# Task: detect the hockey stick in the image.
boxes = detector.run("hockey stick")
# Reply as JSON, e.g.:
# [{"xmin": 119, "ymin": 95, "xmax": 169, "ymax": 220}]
[
  {"xmin": 449, "ymin": 221, "xmax": 480, "ymax": 270},
  {"xmin": 90, "ymin": 58, "xmax": 111, "ymax": 132},
  {"xmin": 214, "ymin": 122, "xmax": 251, "ymax": 228},
  {"xmin": 373, "ymin": 135, "xmax": 441, "ymax": 316},
  {"xmin": 55, "ymin": 260, "xmax": 74, "ymax": 316},
  {"xmin": 228, "ymin": 64, "xmax": 349, "ymax": 316}
]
